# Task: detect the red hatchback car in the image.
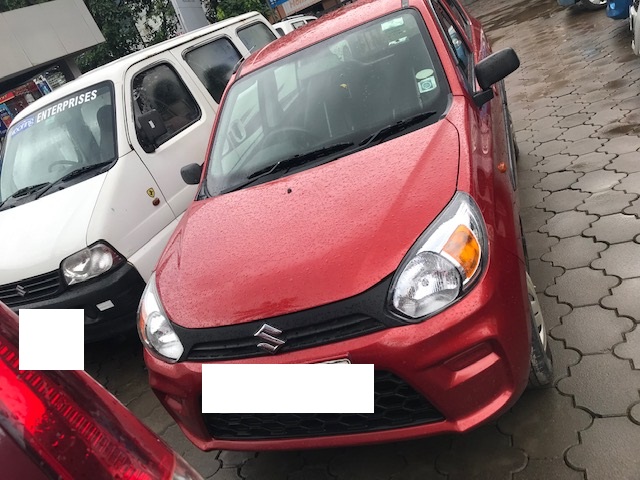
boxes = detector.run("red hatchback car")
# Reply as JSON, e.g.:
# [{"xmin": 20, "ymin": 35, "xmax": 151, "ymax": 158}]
[
  {"xmin": 138, "ymin": 0, "xmax": 553, "ymax": 451},
  {"xmin": 0, "ymin": 303, "xmax": 203, "ymax": 479}
]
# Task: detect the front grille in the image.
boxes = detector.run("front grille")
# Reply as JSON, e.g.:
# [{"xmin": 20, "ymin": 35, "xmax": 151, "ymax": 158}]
[
  {"xmin": 0, "ymin": 270, "xmax": 63, "ymax": 308},
  {"xmin": 185, "ymin": 314, "xmax": 386, "ymax": 361},
  {"xmin": 203, "ymin": 371, "xmax": 444, "ymax": 440}
]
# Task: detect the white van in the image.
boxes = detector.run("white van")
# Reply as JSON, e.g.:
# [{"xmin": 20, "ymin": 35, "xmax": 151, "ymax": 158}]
[
  {"xmin": 272, "ymin": 15, "xmax": 317, "ymax": 36},
  {"xmin": 0, "ymin": 12, "xmax": 278, "ymax": 341}
]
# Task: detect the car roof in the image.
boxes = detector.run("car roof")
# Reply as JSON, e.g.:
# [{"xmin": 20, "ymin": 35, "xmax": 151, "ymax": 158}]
[
  {"xmin": 11, "ymin": 11, "xmax": 264, "ymax": 124},
  {"xmin": 241, "ymin": 0, "xmax": 406, "ymax": 76}
]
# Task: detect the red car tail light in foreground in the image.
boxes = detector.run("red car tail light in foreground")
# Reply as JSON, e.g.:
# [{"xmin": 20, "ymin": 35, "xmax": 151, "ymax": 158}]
[{"xmin": 0, "ymin": 330, "xmax": 200, "ymax": 480}]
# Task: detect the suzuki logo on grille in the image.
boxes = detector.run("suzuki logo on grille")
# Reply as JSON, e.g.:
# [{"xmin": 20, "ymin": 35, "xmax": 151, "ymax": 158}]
[
  {"xmin": 254, "ymin": 324, "xmax": 285, "ymax": 353},
  {"xmin": 15, "ymin": 285, "xmax": 27, "ymax": 297}
]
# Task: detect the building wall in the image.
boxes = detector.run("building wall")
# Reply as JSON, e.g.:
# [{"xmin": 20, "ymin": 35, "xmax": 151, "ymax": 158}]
[{"xmin": 0, "ymin": 0, "xmax": 105, "ymax": 83}]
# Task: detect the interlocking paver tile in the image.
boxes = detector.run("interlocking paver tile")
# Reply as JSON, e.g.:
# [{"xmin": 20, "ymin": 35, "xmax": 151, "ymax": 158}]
[
  {"xmin": 559, "ymin": 125, "xmax": 599, "ymax": 142},
  {"xmin": 498, "ymin": 388, "xmax": 591, "ymax": 458},
  {"xmin": 389, "ymin": 438, "xmax": 449, "ymax": 480},
  {"xmin": 524, "ymin": 231, "xmax": 559, "ymax": 259},
  {"xmin": 520, "ymin": 187, "xmax": 549, "ymax": 209},
  {"xmin": 561, "ymin": 138, "xmax": 607, "ymax": 156},
  {"xmin": 540, "ymin": 190, "xmax": 590, "ymax": 213},
  {"xmin": 592, "ymin": 243, "xmax": 640, "ymax": 279},
  {"xmin": 624, "ymin": 198, "xmax": 640, "ymax": 217},
  {"xmin": 241, "ymin": 452, "xmax": 304, "ymax": 480},
  {"xmin": 576, "ymin": 190, "xmax": 637, "ymax": 216},
  {"xmin": 515, "ymin": 129, "xmax": 534, "ymax": 142},
  {"xmin": 542, "ymin": 236, "xmax": 606, "ymax": 270},
  {"xmin": 587, "ymin": 108, "xmax": 627, "ymax": 126},
  {"xmin": 328, "ymin": 445, "xmax": 405, "ymax": 480},
  {"xmin": 520, "ymin": 206, "xmax": 554, "ymax": 233},
  {"xmin": 518, "ymin": 140, "xmax": 541, "ymax": 156},
  {"xmin": 518, "ymin": 153, "xmax": 541, "ymax": 171},
  {"xmin": 288, "ymin": 466, "xmax": 334, "ymax": 480},
  {"xmin": 554, "ymin": 108, "xmax": 587, "ymax": 121},
  {"xmin": 532, "ymin": 140, "xmax": 568, "ymax": 158},
  {"xmin": 513, "ymin": 459, "xmax": 584, "ymax": 480},
  {"xmin": 183, "ymin": 449, "xmax": 222, "ymax": 479},
  {"xmin": 551, "ymin": 306, "xmax": 633, "ymax": 354},
  {"xmin": 549, "ymin": 337, "xmax": 581, "ymax": 384},
  {"xmin": 568, "ymin": 152, "xmax": 614, "ymax": 173},
  {"xmin": 631, "ymin": 403, "xmax": 640, "ymax": 424},
  {"xmin": 546, "ymin": 268, "xmax": 617, "ymax": 307},
  {"xmin": 558, "ymin": 354, "xmax": 640, "ymax": 416},
  {"xmin": 219, "ymin": 451, "xmax": 257, "ymax": 468},
  {"xmin": 537, "ymin": 171, "xmax": 582, "ymax": 192},
  {"xmin": 596, "ymin": 122, "xmax": 640, "ymax": 139},
  {"xmin": 529, "ymin": 117, "xmax": 560, "ymax": 132},
  {"xmin": 614, "ymin": 171, "xmax": 640, "ymax": 195},
  {"xmin": 528, "ymin": 259, "xmax": 563, "ymax": 294},
  {"xmin": 566, "ymin": 418, "xmax": 640, "ymax": 480},
  {"xmin": 436, "ymin": 425, "xmax": 526, "ymax": 480},
  {"xmin": 614, "ymin": 327, "xmax": 640, "ymax": 369},
  {"xmin": 533, "ymin": 154, "xmax": 576, "ymax": 174},
  {"xmin": 583, "ymin": 213, "xmax": 640, "ymax": 244},
  {"xmin": 536, "ymin": 126, "xmax": 567, "ymax": 143},
  {"xmin": 571, "ymin": 170, "xmax": 625, "ymax": 193},
  {"xmin": 580, "ymin": 98, "xmax": 620, "ymax": 114},
  {"xmin": 528, "ymin": 106, "xmax": 557, "ymax": 120},
  {"xmin": 162, "ymin": 423, "xmax": 200, "ymax": 456},
  {"xmin": 601, "ymin": 277, "xmax": 640, "ymax": 320},
  {"xmin": 539, "ymin": 210, "xmax": 596, "ymax": 238},
  {"xmin": 520, "ymin": 170, "xmax": 546, "ymax": 189},
  {"xmin": 597, "ymin": 135, "xmax": 640, "ymax": 155},
  {"xmin": 539, "ymin": 294, "xmax": 572, "ymax": 330},
  {"xmin": 606, "ymin": 152, "xmax": 640, "ymax": 173},
  {"xmin": 211, "ymin": 468, "xmax": 243, "ymax": 480}
]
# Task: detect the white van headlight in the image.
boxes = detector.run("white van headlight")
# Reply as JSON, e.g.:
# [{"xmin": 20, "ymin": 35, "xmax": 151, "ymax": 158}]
[
  {"xmin": 61, "ymin": 242, "xmax": 124, "ymax": 285},
  {"xmin": 389, "ymin": 192, "xmax": 488, "ymax": 321},
  {"xmin": 138, "ymin": 273, "xmax": 184, "ymax": 363}
]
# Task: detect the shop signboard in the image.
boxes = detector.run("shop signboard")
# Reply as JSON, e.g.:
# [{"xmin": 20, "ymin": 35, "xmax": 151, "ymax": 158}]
[
  {"xmin": 282, "ymin": 0, "xmax": 320, "ymax": 15},
  {"xmin": 0, "ymin": 92, "xmax": 15, "ymax": 104},
  {"xmin": 0, "ymin": 104, "xmax": 12, "ymax": 134},
  {"xmin": 268, "ymin": 0, "xmax": 287, "ymax": 8}
]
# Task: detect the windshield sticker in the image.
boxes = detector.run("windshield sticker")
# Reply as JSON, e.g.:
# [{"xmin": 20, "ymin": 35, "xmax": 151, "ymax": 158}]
[
  {"xmin": 416, "ymin": 69, "xmax": 437, "ymax": 94},
  {"xmin": 10, "ymin": 116, "xmax": 35, "ymax": 137},
  {"xmin": 35, "ymin": 89, "xmax": 98, "ymax": 123}
]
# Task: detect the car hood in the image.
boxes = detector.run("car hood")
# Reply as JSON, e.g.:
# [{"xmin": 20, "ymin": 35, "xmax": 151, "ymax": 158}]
[
  {"xmin": 0, "ymin": 174, "xmax": 106, "ymax": 284},
  {"xmin": 157, "ymin": 120, "xmax": 460, "ymax": 328}
]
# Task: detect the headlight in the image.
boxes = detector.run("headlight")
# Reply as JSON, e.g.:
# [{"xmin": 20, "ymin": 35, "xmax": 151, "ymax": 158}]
[
  {"xmin": 61, "ymin": 242, "xmax": 124, "ymax": 285},
  {"xmin": 389, "ymin": 192, "xmax": 488, "ymax": 321},
  {"xmin": 138, "ymin": 272, "xmax": 184, "ymax": 363}
]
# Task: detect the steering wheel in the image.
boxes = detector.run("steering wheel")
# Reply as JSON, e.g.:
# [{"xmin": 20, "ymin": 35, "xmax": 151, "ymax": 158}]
[
  {"xmin": 260, "ymin": 126, "xmax": 320, "ymax": 151},
  {"xmin": 48, "ymin": 160, "xmax": 76, "ymax": 172}
]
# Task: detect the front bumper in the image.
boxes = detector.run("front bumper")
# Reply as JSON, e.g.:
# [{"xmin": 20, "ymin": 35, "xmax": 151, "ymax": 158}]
[
  {"xmin": 12, "ymin": 264, "xmax": 145, "ymax": 342},
  {"xmin": 145, "ymin": 247, "xmax": 532, "ymax": 451}
]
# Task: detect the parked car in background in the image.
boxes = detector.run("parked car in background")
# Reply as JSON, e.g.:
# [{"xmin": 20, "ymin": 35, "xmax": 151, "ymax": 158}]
[
  {"xmin": 0, "ymin": 12, "xmax": 278, "ymax": 342},
  {"xmin": 139, "ymin": 0, "xmax": 552, "ymax": 451},
  {"xmin": 557, "ymin": 0, "xmax": 607, "ymax": 9},
  {"xmin": 0, "ymin": 302, "xmax": 203, "ymax": 480},
  {"xmin": 631, "ymin": 0, "xmax": 640, "ymax": 54},
  {"xmin": 273, "ymin": 14, "xmax": 317, "ymax": 35}
]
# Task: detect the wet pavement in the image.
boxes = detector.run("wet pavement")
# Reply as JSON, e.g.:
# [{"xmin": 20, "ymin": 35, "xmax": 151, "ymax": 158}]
[{"xmin": 86, "ymin": 1, "xmax": 640, "ymax": 478}]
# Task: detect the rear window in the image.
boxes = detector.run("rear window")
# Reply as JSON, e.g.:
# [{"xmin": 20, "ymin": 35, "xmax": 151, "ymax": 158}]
[
  {"xmin": 237, "ymin": 22, "xmax": 277, "ymax": 52},
  {"xmin": 185, "ymin": 38, "xmax": 243, "ymax": 103}
]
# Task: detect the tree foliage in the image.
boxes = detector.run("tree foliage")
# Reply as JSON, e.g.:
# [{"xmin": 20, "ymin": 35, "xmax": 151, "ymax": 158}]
[{"xmin": 77, "ymin": 0, "xmax": 177, "ymax": 73}]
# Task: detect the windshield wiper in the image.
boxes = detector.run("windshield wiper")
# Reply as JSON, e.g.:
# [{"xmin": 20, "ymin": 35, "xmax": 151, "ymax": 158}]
[
  {"xmin": 359, "ymin": 111, "xmax": 437, "ymax": 148},
  {"xmin": 36, "ymin": 161, "xmax": 113, "ymax": 199},
  {"xmin": 221, "ymin": 142, "xmax": 354, "ymax": 194},
  {"xmin": 0, "ymin": 182, "xmax": 50, "ymax": 209}
]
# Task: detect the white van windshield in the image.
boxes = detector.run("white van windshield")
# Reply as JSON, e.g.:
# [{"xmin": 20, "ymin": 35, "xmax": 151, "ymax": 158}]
[{"xmin": 0, "ymin": 82, "xmax": 116, "ymax": 204}]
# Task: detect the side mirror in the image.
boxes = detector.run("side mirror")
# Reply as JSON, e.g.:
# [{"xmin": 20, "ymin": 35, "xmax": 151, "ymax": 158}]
[
  {"xmin": 473, "ymin": 48, "xmax": 520, "ymax": 107},
  {"xmin": 137, "ymin": 110, "xmax": 167, "ymax": 151},
  {"xmin": 181, "ymin": 163, "xmax": 202, "ymax": 185}
]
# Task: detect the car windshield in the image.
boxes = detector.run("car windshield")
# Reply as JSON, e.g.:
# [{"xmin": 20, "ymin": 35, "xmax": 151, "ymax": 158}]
[
  {"xmin": 0, "ymin": 82, "xmax": 116, "ymax": 203},
  {"xmin": 205, "ymin": 10, "xmax": 450, "ymax": 196}
]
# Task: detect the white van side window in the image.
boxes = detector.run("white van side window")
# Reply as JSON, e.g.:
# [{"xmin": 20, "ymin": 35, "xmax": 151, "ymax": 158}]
[
  {"xmin": 184, "ymin": 38, "xmax": 242, "ymax": 103},
  {"xmin": 237, "ymin": 23, "xmax": 277, "ymax": 53},
  {"xmin": 132, "ymin": 63, "xmax": 200, "ymax": 147}
]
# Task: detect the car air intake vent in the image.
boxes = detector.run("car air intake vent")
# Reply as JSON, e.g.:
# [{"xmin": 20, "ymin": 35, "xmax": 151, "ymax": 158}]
[
  {"xmin": 185, "ymin": 314, "xmax": 385, "ymax": 361},
  {"xmin": 202, "ymin": 371, "xmax": 444, "ymax": 440},
  {"xmin": 0, "ymin": 271, "xmax": 63, "ymax": 308}
]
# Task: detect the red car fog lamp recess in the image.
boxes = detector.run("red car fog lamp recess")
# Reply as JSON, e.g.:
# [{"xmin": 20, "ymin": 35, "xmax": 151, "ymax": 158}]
[
  {"xmin": 444, "ymin": 342, "xmax": 494, "ymax": 372},
  {"xmin": 0, "ymin": 337, "xmax": 174, "ymax": 480}
]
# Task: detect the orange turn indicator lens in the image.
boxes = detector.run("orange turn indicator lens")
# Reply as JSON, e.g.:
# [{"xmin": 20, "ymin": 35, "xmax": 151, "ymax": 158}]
[{"xmin": 442, "ymin": 225, "xmax": 481, "ymax": 280}]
